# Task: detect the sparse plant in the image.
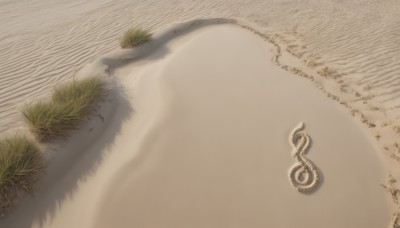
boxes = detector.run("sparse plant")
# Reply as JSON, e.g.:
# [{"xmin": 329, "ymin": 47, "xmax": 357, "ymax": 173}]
[
  {"xmin": 23, "ymin": 76, "xmax": 104, "ymax": 141},
  {"xmin": 120, "ymin": 27, "xmax": 152, "ymax": 48},
  {"xmin": 0, "ymin": 135, "xmax": 43, "ymax": 213}
]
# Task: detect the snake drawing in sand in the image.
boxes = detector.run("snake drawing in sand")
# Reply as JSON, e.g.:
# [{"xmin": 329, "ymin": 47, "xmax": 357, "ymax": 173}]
[{"xmin": 288, "ymin": 122, "xmax": 320, "ymax": 193}]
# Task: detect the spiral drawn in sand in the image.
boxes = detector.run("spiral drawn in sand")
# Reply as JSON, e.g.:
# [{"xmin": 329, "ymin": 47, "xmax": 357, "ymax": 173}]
[{"xmin": 288, "ymin": 122, "xmax": 320, "ymax": 193}]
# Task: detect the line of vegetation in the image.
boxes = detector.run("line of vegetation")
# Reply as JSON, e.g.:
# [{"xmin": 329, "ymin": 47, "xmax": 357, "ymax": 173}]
[
  {"xmin": 0, "ymin": 25, "xmax": 147, "ymax": 214},
  {"xmin": 0, "ymin": 135, "xmax": 43, "ymax": 213},
  {"xmin": 120, "ymin": 27, "xmax": 152, "ymax": 48},
  {"xmin": 23, "ymin": 76, "xmax": 104, "ymax": 141}
]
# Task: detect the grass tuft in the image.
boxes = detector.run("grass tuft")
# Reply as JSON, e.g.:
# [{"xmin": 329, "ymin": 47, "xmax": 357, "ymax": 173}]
[
  {"xmin": 0, "ymin": 135, "xmax": 43, "ymax": 213},
  {"xmin": 23, "ymin": 76, "xmax": 104, "ymax": 141},
  {"xmin": 120, "ymin": 27, "xmax": 152, "ymax": 48}
]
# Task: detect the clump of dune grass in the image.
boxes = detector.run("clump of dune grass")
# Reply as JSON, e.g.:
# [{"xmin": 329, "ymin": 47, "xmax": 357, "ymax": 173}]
[
  {"xmin": 0, "ymin": 135, "xmax": 43, "ymax": 213},
  {"xmin": 120, "ymin": 27, "xmax": 152, "ymax": 48},
  {"xmin": 23, "ymin": 76, "xmax": 104, "ymax": 141},
  {"xmin": 52, "ymin": 75, "xmax": 104, "ymax": 104}
]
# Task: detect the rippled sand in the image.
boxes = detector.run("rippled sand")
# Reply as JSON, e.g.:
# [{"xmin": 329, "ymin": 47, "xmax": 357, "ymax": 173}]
[{"xmin": 1, "ymin": 0, "xmax": 399, "ymax": 227}]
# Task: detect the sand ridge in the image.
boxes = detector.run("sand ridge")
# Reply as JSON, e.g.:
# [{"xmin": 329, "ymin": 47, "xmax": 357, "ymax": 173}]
[{"xmin": 0, "ymin": 1, "xmax": 399, "ymax": 226}]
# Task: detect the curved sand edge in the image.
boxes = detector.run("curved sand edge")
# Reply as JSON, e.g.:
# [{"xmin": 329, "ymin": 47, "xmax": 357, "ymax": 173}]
[
  {"xmin": 0, "ymin": 21, "xmax": 393, "ymax": 227},
  {"xmin": 91, "ymin": 24, "xmax": 390, "ymax": 228}
]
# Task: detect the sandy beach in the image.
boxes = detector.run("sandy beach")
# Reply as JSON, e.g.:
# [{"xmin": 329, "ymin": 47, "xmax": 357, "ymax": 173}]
[{"xmin": 1, "ymin": 1, "xmax": 400, "ymax": 227}]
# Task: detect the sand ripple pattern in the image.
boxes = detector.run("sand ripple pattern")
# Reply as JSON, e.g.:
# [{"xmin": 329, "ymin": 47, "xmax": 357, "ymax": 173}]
[
  {"xmin": 1, "ymin": 0, "xmax": 400, "ymax": 141},
  {"xmin": 288, "ymin": 122, "xmax": 320, "ymax": 193}
]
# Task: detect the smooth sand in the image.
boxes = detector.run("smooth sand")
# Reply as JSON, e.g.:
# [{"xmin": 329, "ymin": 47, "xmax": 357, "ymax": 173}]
[{"xmin": 1, "ymin": 25, "xmax": 391, "ymax": 228}]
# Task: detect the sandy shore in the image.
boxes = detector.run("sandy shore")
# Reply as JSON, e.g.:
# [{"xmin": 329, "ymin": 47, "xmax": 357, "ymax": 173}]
[
  {"xmin": 1, "ymin": 0, "xmax": 400, "ymax": 227},
  {"xmin": 1, "ymin": 24, "xmax": 391, "ymax": 228}
]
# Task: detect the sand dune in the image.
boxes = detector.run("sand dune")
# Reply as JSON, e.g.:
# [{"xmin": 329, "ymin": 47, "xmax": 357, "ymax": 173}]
[
  {"xmin": 1, "ymin": 23, "xmax": 391, "ymax": 228},
  {"xmin": 1, "ymin": 0, "xmax": 400, "ymax": 227},
  {"xmin": 91, "ymin": 25, "xmax": 390, "ymax": 228}
]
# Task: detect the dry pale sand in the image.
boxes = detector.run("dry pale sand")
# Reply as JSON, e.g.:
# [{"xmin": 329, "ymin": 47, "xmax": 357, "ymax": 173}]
[
  {"xmin": 0, "ymin": 24, "xmax": 392, "ymax": 227},
  {"xmin": 0, "ymin": 0, "xmax": 399, "ymax": 227},
  {"xmin": 92, "ymin": 25, "xmax": 391, "ymax": 228}
]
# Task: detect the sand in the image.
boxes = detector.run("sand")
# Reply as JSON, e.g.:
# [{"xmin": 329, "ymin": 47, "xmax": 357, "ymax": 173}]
[
  {"xmin": 1, "ymin": 0, "xmax": 399, "ymax": 227},
  {"xmin": 1, "ymin": 23, "xmax": 392, "ymax": 228},
  {"xmin": 91, "ymin": 25, "xmax": 390, "ymax": 228},
  {"xmin": 1, "ymin": 1, "xmax": 400, "ymax": 145}
]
